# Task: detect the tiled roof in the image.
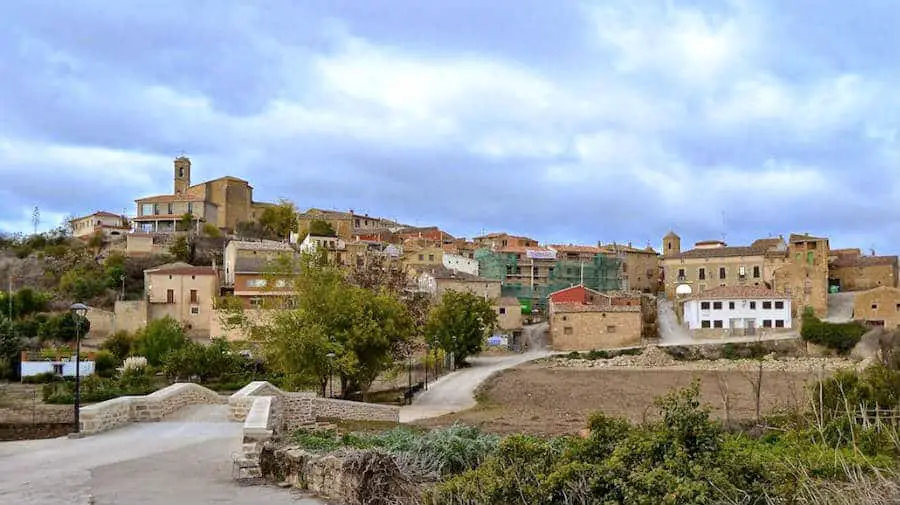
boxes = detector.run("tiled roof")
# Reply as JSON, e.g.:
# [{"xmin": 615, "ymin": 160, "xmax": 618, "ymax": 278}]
[
  {"xmin": 831, "ymin": 255, "xmax": 898, "ymax": 268},
  {"xmin": 70, "ymin": 211, "xmax": 124, "ymax": 221},
  {"xmin": 132, "ymin": 214, "xmax": 207, "ymax": 221},
  {"xmin": 750, "ymin": 237, "xmax": 783, "ymax": 249},
  {"xmin": 551, "ymin": 302, "xmax": 641, "ymax": 313},
  {"xmin": 146, "ymin": 263, "xmax": 216, "ymax": 276},
  {"xmin": 598, "ymin": 243, "xmax": 659, "ymax": 255},
  {"xmin": 234, "ymin": 257, "xmax": 276, "ymax": 273},
  {"xmin": 135, "ymin": 193, "xmax": 208, "ymax": 203},
  {"xmin": 550, "ymin": 244, "xmax": 605, "ymax": 254},
  {"xmin": 499, "ymin": 246, "xmax": 553, "ymax": 254},
  {"xmin": 229, "ymin": 240, "xmax": 295, "ymax": 252},
  {"xmin": 831, "ymin": 248, "xmax": 861, "ymax": 257},
  {"xmin": 691, "ymin": 285, "xmax": 782, "ymax": 300},
  {"xmin": 664, "ymin": 245, "xmax": 766, "ymax": 260},
  {"xmin": 423, "ymin": 266, "xmax": 496, "ymax": 282},
  {"xmin": 789, "ymin": 233, "xmax": 828, "ymax": 243}
]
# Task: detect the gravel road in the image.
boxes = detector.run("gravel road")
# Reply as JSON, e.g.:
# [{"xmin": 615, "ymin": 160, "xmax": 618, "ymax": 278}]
[
  {"xmin": 0, "ymin": 404, "xmax": 322, "ymax": 505},
  {"xmin": 400, "ymin": 324, "xmax": 553, "ymax": 423}
]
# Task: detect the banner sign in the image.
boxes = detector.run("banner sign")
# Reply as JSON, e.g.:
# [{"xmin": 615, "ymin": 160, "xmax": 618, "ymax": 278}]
[{"xmin": 526, "ymin": 249, "xmax": 557, "ymax": 260}]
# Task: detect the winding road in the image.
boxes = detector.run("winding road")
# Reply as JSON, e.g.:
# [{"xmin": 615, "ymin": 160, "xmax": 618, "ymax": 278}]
[{"xmin": 400, "ymin": 323, "xmax": 553, "ymax": 422}]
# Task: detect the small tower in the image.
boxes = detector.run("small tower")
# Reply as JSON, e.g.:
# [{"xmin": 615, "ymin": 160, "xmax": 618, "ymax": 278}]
[
  {"xmin": 663, "ymin": 231, "xmax": 681, "ymax": 256},
  {"xmin": 174, "ymin": 156, "xmax": 191, "ymax": 194}
]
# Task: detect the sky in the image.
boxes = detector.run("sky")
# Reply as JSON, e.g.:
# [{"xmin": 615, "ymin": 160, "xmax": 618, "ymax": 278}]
[{"xmin": 1, "ymin": 0, "xmax": 899, "ymax": 254}]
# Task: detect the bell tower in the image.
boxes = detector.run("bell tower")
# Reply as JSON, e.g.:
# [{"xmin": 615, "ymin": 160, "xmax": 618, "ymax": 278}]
[
  {"xmin": 663, "ymin": 231, "xmax": 681, "ymax": 256},
  {"xmin": 174, "ymin": 156, "xmax": 191, "ymax": 194}
]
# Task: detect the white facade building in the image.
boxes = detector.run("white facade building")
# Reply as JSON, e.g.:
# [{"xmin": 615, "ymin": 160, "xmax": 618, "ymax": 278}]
[
  {"xmin": 683, "ymin": 286, "xmax": 792, "ymax": 336},
  {"xmin": 442, "ymin": 253, "xmax": 479, "ymax": 276},
  {"xmin": 298, "ymin": 235, "xmax": 346, "ymax": 254},
  {"xmin": 21, "ymin": 359, "xmax": 95, "ymax": 378}
]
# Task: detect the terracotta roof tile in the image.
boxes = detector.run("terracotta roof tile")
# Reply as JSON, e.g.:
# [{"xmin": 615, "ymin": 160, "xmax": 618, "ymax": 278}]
[
  {"xmin": 691, "ymin": 285, "xmax": 782, "ymax": 300},
  {"xmin": 664, "ymin": 245, "xmax": 767, "ymax": 260},
  {"xmin": 551, "ymin": 302, "xmax": 641, "ymax": 313},
  {"xmin": 789, "ymin": 233, "xmax": 828, "ymax": 243},
  {"xmin": 135, "ymin": 194, "xmax": 208, "ymax": 203},
  {"xmin": 147, "ymin": 264, "xmax": 216, "ymax": 276},
  {"xmin": 550, "ymin": 244, "xmax": 605, "ymax": 254}
]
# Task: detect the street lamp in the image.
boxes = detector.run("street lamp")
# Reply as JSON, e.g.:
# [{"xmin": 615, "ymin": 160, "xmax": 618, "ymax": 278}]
[
  {"xmin": 120, "ymin": 274, "xmax": 126, "ymax": 300},
  {"xmin": 326, "ymin": 352, "xmax": 336, "ymax": 398},
  {"xmin": 70, "ymin": 303, "xmax": 89, "ymax": 434}
]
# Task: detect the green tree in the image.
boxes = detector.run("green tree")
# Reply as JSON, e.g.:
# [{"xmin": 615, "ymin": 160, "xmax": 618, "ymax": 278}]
[
  {"xmin": 259, "ymin": 199, "xmax": 298, "ymax": 239},
  {"xmin": 133, "ymin": 317, "xmax": 188, "ymax": 366},
  {"xmin": 93, "ymin": 350, "xmax": 118, "ymax": 378},
  {"xmin": 163, "ymin": 337, "xmax": 242, "ymax": 382},
  {"xmin": 202, "ymin": 223, "xmax": 222, "ymax": 238},
  {"xmin": 0, "ymin": 317, "xmax": 23, "ymax": 379},
  {"xmin": 168, "ymin": 235, "xmax": 195, "ymax": 263},
  {"xmin": 308, "ymin": 219, "xmax": 336, "ymax": 237},
  {"xmin": 177, "ymin": 213, "xmax": 195, "ymax": 233},
  {"xmin": 87, "ymin": 231, "xmax": 106, "ymax": 254},
  {"xmin": 257, "ymin": 255, "xmax": 414, "ymax": 398},
  {"xmin": 100, "ymin": 330, "xmax": 135, "ymax": 361},
  {"xmin": 58, "ymin": 267, "xmax": 108, "ymax": 301},
  {"xmin": 38, "ymin": 311, "xmax": 91, "ymax": 342},
  {"xmin": 425, "ymin": 290, "xmax": 498, "ymax": 366}
]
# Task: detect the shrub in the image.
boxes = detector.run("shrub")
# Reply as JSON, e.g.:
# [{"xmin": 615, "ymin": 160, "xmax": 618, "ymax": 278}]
[
  {"xmin": 93, "ymin": 350, "xmax": 118, "ymax": 378},
  {"xmin": 22, "ymin": 371, "xmax": 62, "ymax": 384},
  {"xmin": 100, "ymin": 331, "xmax": 134, "ymax": 361},
  {"xmin": 802, "ymin": 310, "xmax": 866, "ymax": 354},
  {"xmin": 133, "ymin": 317, "xmax": 187, "ymax": 366}
]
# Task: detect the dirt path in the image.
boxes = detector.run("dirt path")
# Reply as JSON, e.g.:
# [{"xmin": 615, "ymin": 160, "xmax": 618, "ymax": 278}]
[
  {"xmin": 0, "ymin": 404, "xmax": 322, "ymax": 504},
  {"xmin": 400, "ymin": 324, "xmax": 552, "ymax": 423}
]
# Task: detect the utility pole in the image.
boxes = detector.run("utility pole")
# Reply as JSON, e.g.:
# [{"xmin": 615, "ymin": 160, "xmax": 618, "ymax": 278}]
[{"xmin": 32, "ymin": 207, "xmax": 40, "ymax": 235}]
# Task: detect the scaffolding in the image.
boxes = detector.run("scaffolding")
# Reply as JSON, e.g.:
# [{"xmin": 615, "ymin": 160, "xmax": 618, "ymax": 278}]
[{"xmin": 475, "ymin": 248, "xmax": 622, "ymax": 312}]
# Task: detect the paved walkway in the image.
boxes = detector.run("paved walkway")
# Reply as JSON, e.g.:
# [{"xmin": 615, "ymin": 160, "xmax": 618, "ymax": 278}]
[
  {"xmin": 0, "ymin": 404, "xmax": 323, "ymax": 504},
  {"xmin": 400, "ymin": 323, "xmax": 553, "ymax": 423}
]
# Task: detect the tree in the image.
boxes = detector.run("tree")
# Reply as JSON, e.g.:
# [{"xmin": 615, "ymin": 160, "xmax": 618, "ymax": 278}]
[
  {"xmin": 133, "ymin": 317, "xmax": 188, "ymax": 366},
  {"xmin": 256, "ymin": 254, "xmax": 414, "ymax": 398},
  {"xmin": 169, "ymin": 235, "xmax": 195, "ymax": 263},
  {"xmin": 0, "ymin": 317, "xmax": 23, "ymax": 379},
  {"xmin": 177, "ymin": 213, "xmax": 195, "ymax": 233},
  {"xmin": 308, "ymin": 219, "xmax": 336, "ymax": 237},
  {"xmin": 202, "ymin": 223, "xmax": 222, "ymax": 238},
  {"xmin": 87, "ymin": 231, "xmax": 106, "ymax": 254},
  {"xmin": 101, "ymin": 330, "xmax": 135, "ymax": 361},
  {"xmin": 38, "ymin": 311, "xmax": 91, "ymax": 342},
  {"xmin": 259, "ymin": 199, "xmax": 298, "ymax": 239},
  {"xmin": 425, "ymin": 290, "xmax": 498, "ymax": 366}
]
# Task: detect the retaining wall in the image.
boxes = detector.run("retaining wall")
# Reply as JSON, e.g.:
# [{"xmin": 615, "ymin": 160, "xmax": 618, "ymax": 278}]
[{"xmin": 79, "ymin": 382, "xmax": 228, "ymax": 435}]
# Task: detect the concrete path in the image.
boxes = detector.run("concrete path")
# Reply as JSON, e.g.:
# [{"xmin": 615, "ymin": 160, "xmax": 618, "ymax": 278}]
[
  {"xmin": 400, "ymin": 324, "xmax": 554, "ymax": 423},
  {"xmin": 0, "ymin": 404, "xmax": 323, "ymax": 504}
]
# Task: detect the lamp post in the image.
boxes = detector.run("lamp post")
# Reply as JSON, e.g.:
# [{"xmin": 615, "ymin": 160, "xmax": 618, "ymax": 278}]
[
  {"xmin": 70, "ymin": 303, "xmax": 89, "ymax": 434},
  {"xmin": 450, "ymin": 335, "xmax": 457, "ymax": 371},
  {"xmin": 326, "ymin": 352, "xmax": 336, "ymax": 398},
  {"xmin": 120, "ymin": 274, "xmax": 126, "ymax": 300},
  {"xmin": 423, "ymin": 342, "xmax": 429, "ymax": 391}
]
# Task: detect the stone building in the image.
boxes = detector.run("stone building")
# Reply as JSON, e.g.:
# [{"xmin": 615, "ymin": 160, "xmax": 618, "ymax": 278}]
[
  {"xmin": 401, "ymin": 245, "xmax": 444, "ymax": 276},
  {"xmin": 222, "ymin": 240, "xmax": 298, "ymax": 308},
  {"xmin": 548, "ymin": 285, "xmax": 643, "ymax": 351},
  {"xmin": 133, "ymin": 157, "xmax": 272, "ymax": 233},
  {"xmin": 416, "ymin": 267, "xmax": 502, "ymax": 301},
  {"xmin": 829, "ymin": 251, "xmax": 899, "ymax": 291},
  {"xmin": 496, "ymin": 296, "xmax": 524, "ymax": 332},
  {"xmin": 69, "ymin": 211, "xmax": 130, "ymax": 239},
  {"xmin": 597, "ymin": 242, "xmax": 661, "ymax": 293},
  {"xmin": 852, "ymin": 286, "xmax": 900, "ymax": 328},
  {"xmin": 296, "ymin": 208, "xmax": 402, "ymax": 241},
  {"xmin": 143, "ymin": 263, "xmax": 218, "ymax": 336},
  {"xmin": 473, "ymin": 232, "xmax": 538, "ymax": 249},
  {"xmin": 660, "ymin": 232, "xmax": 786, "ymax": 299}
]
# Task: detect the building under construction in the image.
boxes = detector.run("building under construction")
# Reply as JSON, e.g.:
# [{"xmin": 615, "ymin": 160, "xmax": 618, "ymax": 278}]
[{"xmin": 475, "ymin": 246, "xmax": 622, "ymax": 313}]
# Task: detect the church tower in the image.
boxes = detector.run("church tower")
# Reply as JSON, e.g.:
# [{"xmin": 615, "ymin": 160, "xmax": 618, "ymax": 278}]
[
  {"xmin": 663, "ymin": 231, "xmax": 681, "ymax": 256},
  {"xmin": 174, "ymin": 156, "xmax": 191, "ymax": 194}
]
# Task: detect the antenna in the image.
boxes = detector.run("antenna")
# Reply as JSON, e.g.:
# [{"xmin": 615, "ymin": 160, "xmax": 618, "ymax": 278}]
[{"xmin": 721, "ymin": 211, "xmax": 727, "ymax": 242}]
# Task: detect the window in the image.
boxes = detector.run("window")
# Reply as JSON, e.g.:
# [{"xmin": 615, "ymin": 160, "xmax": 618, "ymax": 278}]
[
  {"xmin": 872, "ymin": 303, "xmax": 879, "ymax": 310},
  {"xmin": 418, "ymin": 254, "xmax": 424, "ymax": 261},
  {"xmin": 622, "ymin": 262, "xmax": 628, "ymax": 272},
  {"xmin": 166, "ymin": 289, "xmax": 174, "ymax": 304},
  {"xmin": 564, "ymin": 326, "xmax": 573, "ymax": 335},
  {"xmin": 701, "ymin": 320, "xmax": 711, "ymax": 328},
  {"xmin": 700, "ymin": 301, "xmax": 710, "ymax": 310},
  {"xmin": 428, "ymin": 254, "xmax": 435, "ymax": 261},
  {"xmin": 187, "ymin": 202, "xmax": 193, "ymax": 214},
  {"xmin": 167, "ymin": 203, "xmax": 173, "ymax": 215},
  {"xmin": 698, "ymin": 268, "xmax": 706, "ymax": 280},
  {"xmin": 763, "ymin": 320, "xmax": 773, "ymax": 328},
  {"xmin": 190, "ymin": 306, "xmax": 200, "ymax": 315},
  {"xmin": 896, "ymin": 304, "xmax": 900, "ymax": 311},
  {"xmin": 606, "ymin": 325, "xmax": 617, "ymax": 333},
  {"xmin": 247, "ymin": 279, "xmax": 267, "ymax": 288},
  {"xmin": 713, "ymin": 320, "xmax": 723, "ymax": 328},
  {"xmin": 249, "ymin": 297, "xmax": 263, "ymax": 308},
  {"xmin": 762, "ymin": 301, "xmax": 772, "ymax": 309},
  {"xmin": 775, "ymin": 320, "xmax": 785, "ymax": 328},
  {"xmin": 807, "ymin": 251, "xmax": 815, "ymax": 265},
  {"xmin": 739, "ymin": 266, "xmax": 746, "ymax": 277},
  {"xmin": 190, "ymin": 289, "xmax": 198, "ymax": 304},
  {"xmin": 712, "ymin": 301, "xmax": 722, "ymax": 310},
  {"xmin": 141, "ymin": 203, "xmax": 154, "ymax": 216},
  {"xmin": 728, "ymin": 302, "xmax": 735, "ymax": 310},
  {"xmin": 774, "ymin": 301, "xmax": 784, "ymax": 309},
  {"xmin": 750, "ymin": 301, "xmax": 756, "ymax": 310},
  {"xmin": 753, "ymin": 266, "xmax": 760, "ymax": 278},
  {"xmin": 719, "ymin": 267, "xmax": 726, "ymax": 279},
  {"xmin": 179, "ymin": 167, "xmax": 184, "ymax": 177},
  {"xmin": 355, "ymin": 219, "xmax": 360, "ymax": 227},
  {"xmin": 499, "ymin": 307, "xmax": 506, "ymax": 315},
  {"xmin": 678, "ymin": 268, "xmax": 685, "ymax": 279},
  {"xmin": 53, "ymin": 363, "xmax": 64, "ymax": 376}
]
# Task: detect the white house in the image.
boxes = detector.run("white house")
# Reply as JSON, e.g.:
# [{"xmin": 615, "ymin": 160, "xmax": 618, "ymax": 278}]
[
  {"xmin": 683, "ymin": 285, "xmax": 792, "ymax": 336},
  {"xmin": 442, "ymin": 253, "xmax": 479, "ymax": 276},
  {"xmin": 298, "ymin": 235, "xmax": 346, "ymax": 254}
]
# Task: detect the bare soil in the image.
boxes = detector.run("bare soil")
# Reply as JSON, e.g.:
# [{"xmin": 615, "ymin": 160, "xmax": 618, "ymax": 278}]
[{"xmin": 413, "ymin": 362, "xmax": 819, "ymax": 435}]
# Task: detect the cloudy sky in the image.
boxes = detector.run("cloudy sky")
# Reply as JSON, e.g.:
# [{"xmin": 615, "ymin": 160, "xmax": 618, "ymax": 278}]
[{"xmin": 1, "ymin": 0, "xmax": 899, "ymax": 253}]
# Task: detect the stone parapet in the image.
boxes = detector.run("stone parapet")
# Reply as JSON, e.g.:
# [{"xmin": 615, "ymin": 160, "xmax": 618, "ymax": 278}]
[
  {"xmin": 78, "ymin": 382, "xmax": 227, "ymax": 436},
  {"xmin": 313, "ymin": 397, "xmax": 399, "ymax": 423},
  {"xmin": 228, "ymin": 381, "xmax": 285, "ymax": 422}
]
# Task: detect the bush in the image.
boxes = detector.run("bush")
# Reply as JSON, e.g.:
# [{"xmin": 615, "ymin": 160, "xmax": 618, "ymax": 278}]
[
  {"xmin": 100, "ymin": 331, "xmax": 134, "ymax": 361},
  {"xmin": 22, "ymin": 372, "xmax": 63, "ymax": 384},
  {"xmin": 801, "ymin": 310, "xmax": 866, "ymax": 354},
  {"xmin": 93, "ymin": 350, "xmax": 118, "ymax": 378},
  {"xmin": 133, "ymin": 317, "xmax": 188, "ymax": 366},
  {"xmin": 41, "ymin": 368, "xmax": 156, "ymax": 404}
]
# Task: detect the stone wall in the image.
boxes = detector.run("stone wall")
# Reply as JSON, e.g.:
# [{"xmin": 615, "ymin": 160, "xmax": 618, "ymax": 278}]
[
  {"xmin": 662, "ymin": 337, "xmax": 807, "ymax": 361},
  {"xmin": 549, "ymin": 310, "xmax": 643, "ymax": 351},
  {"xmin": 228, "ymin": 381, "xmax": 285, "ymax": 422},
  {"xmin": 85, "ymin": 308, "xmax": 115, "ymax": 338},
  {"xmin": 234, "ymin": 395, "xmax": 281, "ymax": 481},
  {"xmin": 79, "ymin": 382, "xmax": 227, "ymax": 436},
  {"xmin": 312, "ymin": 397, "xmax": 399, "ymax": 423}
]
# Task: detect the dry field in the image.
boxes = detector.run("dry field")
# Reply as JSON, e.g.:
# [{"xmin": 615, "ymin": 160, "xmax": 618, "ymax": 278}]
[{"xmin": 414, "ymin": 362, "xmax": 825, "ymax": 435}]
